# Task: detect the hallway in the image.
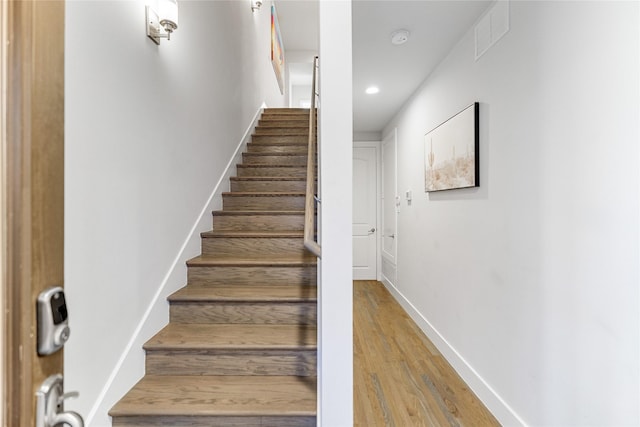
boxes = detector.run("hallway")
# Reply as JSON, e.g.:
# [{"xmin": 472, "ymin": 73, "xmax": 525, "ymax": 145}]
[{"xmin": 354, "ymin": 281, "xmax": 500, "ymax": 426}]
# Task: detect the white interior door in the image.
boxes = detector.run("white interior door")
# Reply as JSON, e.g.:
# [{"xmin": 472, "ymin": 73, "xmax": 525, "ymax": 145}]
[
  {"xmin": 382, "ymin": 131, "xmax": 397, "ymax": 266},
  {"xmin": 352, "ymin": 146, "xmax": 377, "ymax": 280}
]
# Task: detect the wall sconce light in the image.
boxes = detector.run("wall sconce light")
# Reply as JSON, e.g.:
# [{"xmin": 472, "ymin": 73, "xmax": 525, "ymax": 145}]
[
  {"xmin": 251, "ymin": 0, "xmax": 262, "ymax": 12},
  {"xmin": 146, "ymin": 0, "xmax": 179, "ymax": 45}
]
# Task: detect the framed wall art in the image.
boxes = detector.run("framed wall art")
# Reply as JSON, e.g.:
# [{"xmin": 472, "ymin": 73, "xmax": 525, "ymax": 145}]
[
  {"xmin": 271, "ymin": 4, "xmax": 285, "ymax": 95},
  {"xmin": 425, "ymin": 102, "xmax": 479, "ymax": 192}
]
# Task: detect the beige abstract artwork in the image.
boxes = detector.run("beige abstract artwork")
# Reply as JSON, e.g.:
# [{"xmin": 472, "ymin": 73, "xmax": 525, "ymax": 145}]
[{"xmin": 425, "ymin": 103, "xmax": 479, "ymax": 192}]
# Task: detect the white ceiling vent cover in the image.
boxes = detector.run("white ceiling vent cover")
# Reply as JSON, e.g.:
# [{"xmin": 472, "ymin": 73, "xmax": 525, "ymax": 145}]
[{"xmin": 475, "ymin": 0, "xmax": 510, "ymax": 60}]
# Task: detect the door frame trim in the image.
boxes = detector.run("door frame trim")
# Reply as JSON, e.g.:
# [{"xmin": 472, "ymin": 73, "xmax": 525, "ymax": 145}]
[
  {"xmin": 353, "ymin": 141, "xmax": 381, "ymax": 281},
  {"xmin": 1, "ymin": 0, "xmax": 8, "ymax": 423},
  {"xmin": 381, "ymin": 128, "xmax": 398, "ymax": 266},
  {"xmin": 3, "ymin": 1, "xmax": 35, "ymax": 423}
]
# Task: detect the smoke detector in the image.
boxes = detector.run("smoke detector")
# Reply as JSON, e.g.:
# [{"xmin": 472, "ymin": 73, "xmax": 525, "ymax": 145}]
[{"xmin": 391, "ymin": 29, "xmax": 410, "ymax": 45}]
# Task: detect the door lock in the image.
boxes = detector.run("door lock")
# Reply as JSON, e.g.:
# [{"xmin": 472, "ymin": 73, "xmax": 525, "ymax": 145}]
[{"xmin": 37, "ymin": 286, "xmax": 70, "ymax": 356}]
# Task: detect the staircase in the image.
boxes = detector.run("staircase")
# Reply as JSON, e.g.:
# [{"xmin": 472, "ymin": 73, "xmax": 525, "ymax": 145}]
[{"xmin": 110, "ymin": 108, "xmax": 318, "ymax": 427}]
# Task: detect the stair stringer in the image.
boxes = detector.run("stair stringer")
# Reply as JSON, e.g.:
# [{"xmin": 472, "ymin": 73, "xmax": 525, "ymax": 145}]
[{"xmin": 84, "ymin": 104, "xmax": 267, "ymax": 427}]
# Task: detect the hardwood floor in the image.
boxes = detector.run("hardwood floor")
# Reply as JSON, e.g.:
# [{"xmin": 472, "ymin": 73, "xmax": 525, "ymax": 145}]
[{"xmin": 354, "ymin": 280, "xmax": 500, "ymax": 427}]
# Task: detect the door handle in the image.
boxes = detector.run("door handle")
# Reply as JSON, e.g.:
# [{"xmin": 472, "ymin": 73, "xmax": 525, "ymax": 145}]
[
  {"xmin": 36, "ymin": 374, "xmax": 84, "ymax": 427},
  {"xmin": 388, "ymin": 234, "xmax": 395, "ymax": 239},
  {"xmin": 51, "ymin": 411, "xmax": 84, "ymax": 427},
  {"xmin": 368, "ymin": 228, "xmax": 376, "ymax": 234}
]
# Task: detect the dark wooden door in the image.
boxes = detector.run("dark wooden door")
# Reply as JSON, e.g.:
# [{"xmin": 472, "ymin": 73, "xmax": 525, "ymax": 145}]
[{"xmin": 2, "ymin": 1, "xmax": 65, "ymax": 425}]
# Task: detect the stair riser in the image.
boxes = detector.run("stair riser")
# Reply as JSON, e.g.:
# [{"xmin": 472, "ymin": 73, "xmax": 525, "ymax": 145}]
[
  {"xmin": 113, "ymin": 415, "xmax": 316, "ymax": 427},
  {"xmin": 231, "ymin": 180, "xmax": 306, "ymax": 192},
  {"xmin": 259, "ymin": 118, "xmax": 311, "ymax": 125},
  {"xmin": 242, "ymin": 154, "xmax": 308, "ymax": 165},
  {"xmin": 237, "ymin": 166, "xmax": 307, "ymax": 177},
  {"xmin": 212, "ymin": 214, "xmax": 304, "ymax": 231},
  {"xmin": 262, "ymin": 111, "xmax": 309, "ymax": 116},
  {"xmin": 263, "ymin": 110, "xmax": 309, "ymax": 117},
  {"xmin": 246, "ymin": 144, "xmax": 308, "ymax": 154},
  {"xmin": 255, "ymin": 129, "xmax": 312, "ymax": 136},
  {"xmin": 145, "ymin": 350, "xmax": 317, "ymax": 376},
  {"xmin": 264, "ymin": 108, "xmax": 309, "ymax": 112},
  {"xmin": 202, "ymin": 237, "xmax": 305, "ymax": 257},
  {"xmin": 188, "ymin": 266, "xmax": 317, "ymax": 286},
  {"xmin": 223, "ymin": 195, "xmax": 305, "ymax": 211},
  {"xmin": 251, "ymin": 135, "xmax": 308, "ymax": 144},
  {"xmin": 170, "ymin": 302, "xmax": 317, "ymax": 324},
  {"xmin": 258, "ymin": 120, "xmax": 308, "ymax": 127}
]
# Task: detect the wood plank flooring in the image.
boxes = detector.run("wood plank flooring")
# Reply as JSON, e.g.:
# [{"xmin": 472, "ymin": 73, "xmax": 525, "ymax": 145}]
[{"xmin": 354, "ymin": 280, "xmax": 501, "ymax": 427}]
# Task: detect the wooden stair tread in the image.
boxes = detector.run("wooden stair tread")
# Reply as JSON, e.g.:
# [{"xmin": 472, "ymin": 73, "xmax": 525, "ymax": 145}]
[
  {"xmin": 145, "ymin": 323, "xmax": 316, "ymax": 350},
  {"xmin": 260, "ymin": 115, "xmax": 309, "ymax": 118},
  {"xmin": 230, "ymin": 176, "xmax": 306, "ymax": 181},
  {"xmin": 222, "ymin": 192, "xmax": 305, "ymax": 196},
  {"xmin": 169, "ymin": 284, "xmax": 317, "ymax": 303},
  {"xmin": 212, "ymin": 210, "xmax": 305, "ymax": 216},
  {"xmin": 247, "ymin": 141, "xmax": 307, "ymax": 145},
  {"xmin": 244, "ymin": 152, "xmax": 307, "ymax": 156},
  {"xmin": 264, "ymin": 108, "xmax": 309, "ymax": 112},
  {"xmin": 237, "ymin": 164, "xmax": 306, "ymax": 168},
  {"xmin": 249, "ymin": 140, "xmax": 309, "ymax": 145},
  {"xmin": 201, "ymin": 230, "xmax": 303, "ymax": 238},
  {"xmin": 261, "ymin": 115, "xmax": 310, "ymax": 118},
  {"xmin": 187, "ymin": 256, "xmax": 316, "ymax": 267},
  {"xmin": 255, "ymin": 123, "xmax": 310, "ymax": 126},
  {"xmin": 257, "ymin": 122, "xmax": 310, "ymax": 124},
  {"xmin": 110, "ymin": 375, "xmax": 316, "ymax": 417},
  {"xmin": 253, "ymin": 132, "xmax": 311, "ymax": 137},
  {"xmin": 258, "ymin": 122, "xmax": 308, "ymax": 126},
  {"xmin": 254, "ymin": 129, "xmax": 310, "ymax": 133},
  {"xmin": 250, "ymin": 135, "xmax": 308, "ymax": 139}
]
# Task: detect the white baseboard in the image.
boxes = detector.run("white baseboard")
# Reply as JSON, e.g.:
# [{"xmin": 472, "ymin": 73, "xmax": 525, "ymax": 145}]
[
  {"xmin": 379, "ymin": 278, "xmax": 527, "ymax": 427},
  {"xmin": 85, "ymin": 104, "xmax": 266, "ymax": 427}
]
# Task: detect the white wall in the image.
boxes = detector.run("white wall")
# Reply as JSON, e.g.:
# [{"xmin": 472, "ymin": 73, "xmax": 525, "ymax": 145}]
[
  {"xmin": 291, "ymin": 84, "xmax": 312, "ymax": 108},
  {"xmin": 318, "ymin": 1, "xmax": 353, "ymax": 425},
  {"xmin": 240, "ymin": 1, "xmax": 289, "ymax": 119},
  {"xmin": 382, "ymin": 1, "xmax": 639, "ymax": 425},
  {"xmin": 288, "ymin": 50, "xmax": 317, "ymax": 107},
  {"xmin": 65, "ymin": 1, "xmax": 284, "ymax": 425},
  {"xmin": 353, "ymin": 131, "xmax": 381, "ymax": 142}
]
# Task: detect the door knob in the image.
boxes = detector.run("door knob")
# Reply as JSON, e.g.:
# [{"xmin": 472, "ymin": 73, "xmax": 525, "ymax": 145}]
[
  {"xmin": 389, "ymin": 234, "xmax": 395, "ymax": 239},
  {"xmin": 368, "ymin": 228, "xmax": 376, "ymax": 234}
]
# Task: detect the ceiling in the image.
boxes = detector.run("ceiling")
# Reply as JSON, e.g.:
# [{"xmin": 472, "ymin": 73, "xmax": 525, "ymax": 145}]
[
  {"xmin": 274, "ymin": 0, "xmax": 319, "ymax": 51},
  {"xmin": 275, "ymin": 0, "xmax": 492, "ymax": 133}
]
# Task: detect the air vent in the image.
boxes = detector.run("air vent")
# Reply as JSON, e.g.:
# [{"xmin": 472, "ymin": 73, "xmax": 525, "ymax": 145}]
[{"xmin": 475, "ymin": 0, "xmax": 510, "ymax": 60}]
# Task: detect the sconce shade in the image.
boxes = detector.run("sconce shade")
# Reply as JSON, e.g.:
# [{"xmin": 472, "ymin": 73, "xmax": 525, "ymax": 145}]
[
  {"xmin": 147, "ymin": 0, "xmax": 178, "ymax": 44},
  {"xmin": 159, "ymin": 0, "xmax": 178, "ymax": 31}
]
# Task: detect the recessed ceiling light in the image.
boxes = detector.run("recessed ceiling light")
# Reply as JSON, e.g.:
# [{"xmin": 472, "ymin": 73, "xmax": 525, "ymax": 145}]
[
  {"xmin": 365, "ymin": 86, "xmax": 380, "ymax": 95},
  {"xmin": 391, "ymin": 29, "xmax": 410, "ymax": 45}
]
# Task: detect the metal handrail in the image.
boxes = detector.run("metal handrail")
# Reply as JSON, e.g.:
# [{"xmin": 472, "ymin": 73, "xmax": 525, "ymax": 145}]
[{"xmin": 303, "ymin": 56, "xmax": 321, "ymax": 257}]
